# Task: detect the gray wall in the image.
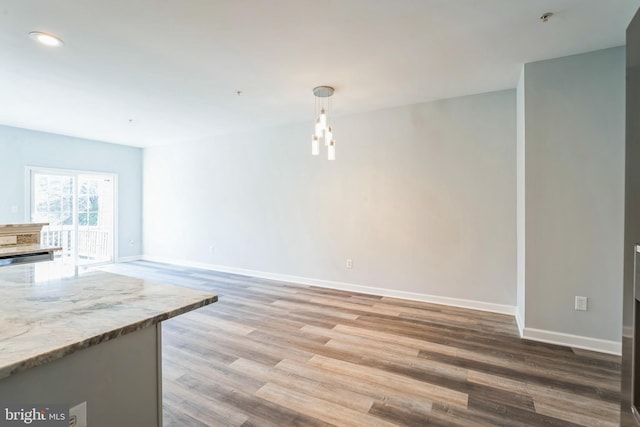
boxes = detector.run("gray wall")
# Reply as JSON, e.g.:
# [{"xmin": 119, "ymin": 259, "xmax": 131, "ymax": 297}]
[
  {"xmin": 516, "ymin": 67, "xmax": 526, "ymax": 330},
  {"xmin": 144, "ymin": 90, "xmax": 517, "ymax": 307},
  {"xmin": 522, "ymin": 47, "xmax": 626, "ymax": 341},
  {"xmin": 0, "ymin": 125, "xmax": 143, "ymax": 259},
  {"xmin": 0, "ymin": 326, "xmax": 160, "ymax": 427}
]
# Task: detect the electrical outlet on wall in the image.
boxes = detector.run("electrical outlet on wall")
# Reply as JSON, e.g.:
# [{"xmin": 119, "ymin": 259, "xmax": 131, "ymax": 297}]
[
  {"xmin": 69, "ymin": 401, "xmax": 87, "ymax": 427},
  {"xmin": 346, "ymin": 258, "xmax": 353, "ymax": 269},
  {"xmin": 575, "ymin": 296, "xmax": 588, "ymax": 311}
]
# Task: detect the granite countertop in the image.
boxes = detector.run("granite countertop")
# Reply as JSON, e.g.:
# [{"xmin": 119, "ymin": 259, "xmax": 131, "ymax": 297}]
[
  {"xmin": 0, "ymin": 262, "xmax": 217, "ymax": 380},
  {"xmin": 0, "ymin": 244, "xmax": 62, "ymax": 256}
]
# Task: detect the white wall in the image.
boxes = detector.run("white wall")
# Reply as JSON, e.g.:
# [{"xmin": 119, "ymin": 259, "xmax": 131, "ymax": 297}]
[
  {"xmin": 144, "ymin": 90, "xmax": 516, "ymax": 310},
  {"xmin": 0, "ymin": 125, "xmax": 143, "ymax": 259},
  {"xmin": 522, "ymin": 47, "xmax": 625, "ymax": 344}
]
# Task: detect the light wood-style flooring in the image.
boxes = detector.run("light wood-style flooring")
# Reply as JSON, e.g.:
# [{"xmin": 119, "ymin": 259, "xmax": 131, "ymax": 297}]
[{"xmin": 102, "ymin": 261, "xmax": 621, "ymax": 427}]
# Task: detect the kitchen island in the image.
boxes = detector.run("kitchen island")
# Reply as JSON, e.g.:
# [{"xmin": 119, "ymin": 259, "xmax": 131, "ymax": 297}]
[{"xmin": 0, "ymin": 261, "xmax": 217, "ymax": 426}]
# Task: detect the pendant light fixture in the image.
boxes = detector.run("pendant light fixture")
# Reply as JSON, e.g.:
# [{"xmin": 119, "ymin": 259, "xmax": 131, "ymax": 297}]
[{"xmin": 311, "ymin": 86, "xmax": 335, "ymax": 160}]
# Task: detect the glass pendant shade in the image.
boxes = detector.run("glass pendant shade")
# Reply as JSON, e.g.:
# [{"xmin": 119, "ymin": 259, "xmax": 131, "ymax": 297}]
[
  {"xmin": 319, "ymin": 109, "xmax": 327, "ymax": 128},
  {"xmin": 328, "ymin": 140, "xmax": 336, "ymax": 160},
  {"xmin": 325, "ymin": 127, "xmax": 333, "ymax": 146},
  {"xmin": 312, "ymin": 135, "xmax": 320, "ymax": 155},
  {"xmin": 315, "ymin": 119, "xmax": 323, "ymax": 138}
]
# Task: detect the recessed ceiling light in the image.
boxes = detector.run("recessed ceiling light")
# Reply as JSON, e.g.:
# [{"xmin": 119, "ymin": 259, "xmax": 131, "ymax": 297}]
[{"xmin": 29, "ymin": 31, "xmax": 64, "ymax": 47}]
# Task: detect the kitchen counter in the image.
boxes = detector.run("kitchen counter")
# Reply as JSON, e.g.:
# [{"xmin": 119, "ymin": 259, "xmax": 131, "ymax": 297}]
[
  {"xmin": 0, "ymin": 262, "xmax": 217, "ymax": 380},
  {"xmin": 0, "ymin": 223, "xmax": 49, "ymax": 230},
  {"xmin": 0, "ymin": 244, "xmax": 62, "ymax": 257},
  {"xmin": 0, "ymin": 222, "xmax": 62, "ymax": 265}
]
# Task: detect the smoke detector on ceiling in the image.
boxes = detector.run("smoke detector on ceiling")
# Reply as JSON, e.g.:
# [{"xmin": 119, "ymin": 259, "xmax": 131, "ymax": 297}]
[{"xmin": 540, "ymin": 12, "xmax": 553, "ymax": 23}]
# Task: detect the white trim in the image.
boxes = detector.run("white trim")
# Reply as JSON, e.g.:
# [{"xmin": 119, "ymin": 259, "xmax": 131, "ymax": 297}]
[
  {"xmin": 117, "ymin": 255, "xmax": 142, "ymax": 263},
  {"xmin": 141, "ymin": 255, "xmax": 516, "ymax": 316},
  {"xmin": 25, "ymin": 166, "xmax": 119, "ymax": 266},
  {"xmin": 112, "ymin": 174, "xmax": 119, "ymax": 263},
  {"xmin": 23, "ymin": 168, "xmax": 31, "ymax": 222},
  {"xmin": 522, "ymin": 327, "xmax": 621, "ymax": 356},
  {"xmin": 515, "ymin": 309, "xmax": 525, "ymax": 337}
]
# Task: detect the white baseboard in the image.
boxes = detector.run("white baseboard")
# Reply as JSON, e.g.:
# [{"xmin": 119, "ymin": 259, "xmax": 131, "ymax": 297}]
[
  {"xmin": 522, "ymin": 327, "xmax": 621, "ymax": 356},
  {"xmin": 139, "ymin": 255, "xmax": 621, "ymax": 355},
  {"xmin": 515, "ymin": 310, "xmax": 525, "ymax": 337},
  {"xmin": 141, "ymin": 255, "xmax": 516, "ymax": 316},
  {"xmin": 117, "ymin": 255, "xmax": 142, "ymax": 263}
]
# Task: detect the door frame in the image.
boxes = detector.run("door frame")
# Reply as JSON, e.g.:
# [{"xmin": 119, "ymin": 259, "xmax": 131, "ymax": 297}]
[{"xmin": 25, "ymin": 166, "xmax": 119, "ymax": 265}]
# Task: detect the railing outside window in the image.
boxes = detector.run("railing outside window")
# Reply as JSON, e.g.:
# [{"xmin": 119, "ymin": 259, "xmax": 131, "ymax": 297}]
[{"xmin": 42, "ymin": 226, "xmax": 112, "ymax": 263}]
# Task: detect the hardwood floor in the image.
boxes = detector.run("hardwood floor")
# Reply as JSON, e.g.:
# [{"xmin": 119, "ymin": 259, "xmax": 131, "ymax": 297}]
[{"xmin": 102, "ymin": 261, "xmax": 621, "ymax": 427}]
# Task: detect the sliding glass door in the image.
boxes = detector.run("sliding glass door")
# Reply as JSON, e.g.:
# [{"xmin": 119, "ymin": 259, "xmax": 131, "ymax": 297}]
[{"xmin": 28, "ymin": 168, "xmax": 116, "ymax": 271}]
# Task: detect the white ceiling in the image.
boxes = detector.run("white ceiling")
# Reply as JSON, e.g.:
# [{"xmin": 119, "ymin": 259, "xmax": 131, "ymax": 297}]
[{"xmin": 1, "ymin": 0, "xmax": 638, "ymax": 148}]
